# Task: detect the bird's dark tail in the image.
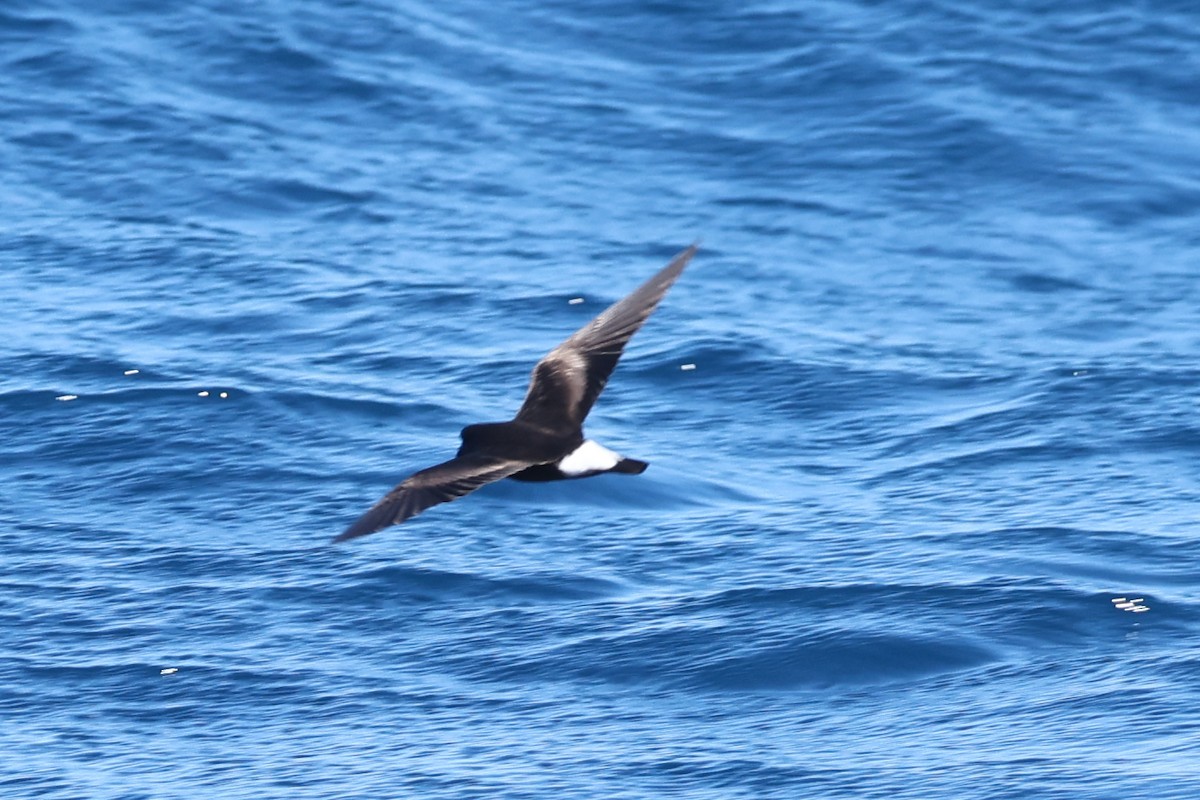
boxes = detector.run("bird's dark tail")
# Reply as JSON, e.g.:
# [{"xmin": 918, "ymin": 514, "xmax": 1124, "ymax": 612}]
[{"xmin": 611, "ymin": 458, "xmax": 648, "ymax": 475}]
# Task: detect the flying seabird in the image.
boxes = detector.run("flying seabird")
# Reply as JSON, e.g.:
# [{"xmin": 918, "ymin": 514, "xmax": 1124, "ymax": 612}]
[{"xmin": 334, "ymin": 244, "xmax": 697, "ymax": 543}]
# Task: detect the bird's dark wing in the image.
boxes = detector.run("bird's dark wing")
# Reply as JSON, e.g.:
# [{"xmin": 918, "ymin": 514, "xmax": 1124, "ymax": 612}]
[
  {"xmin": 334, "ymin": 455, "xmax": 526, "ymax": 543},
  {"xmin": 515, "ymin": 244, "xmax": 696, "ymax": 431}
]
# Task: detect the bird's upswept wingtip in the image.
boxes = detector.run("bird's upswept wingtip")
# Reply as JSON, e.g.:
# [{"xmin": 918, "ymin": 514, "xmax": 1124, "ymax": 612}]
[{"xmin": 672, "ymin": 242, "xmax": 699, "ymax": 266}]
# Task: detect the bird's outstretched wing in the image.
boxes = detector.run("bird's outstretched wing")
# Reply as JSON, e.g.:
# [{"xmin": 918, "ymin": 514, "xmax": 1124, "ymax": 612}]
[
  {"xmin": 334, "ymin": 455, "xmax": 526, "ymax": 542},
  {"xmin": 515, "ymin": 244, "xmax": 696, "ymax": 431}
]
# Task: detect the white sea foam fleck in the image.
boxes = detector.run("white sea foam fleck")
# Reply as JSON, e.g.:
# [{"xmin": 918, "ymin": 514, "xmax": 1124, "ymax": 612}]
[
  {"xmin": 124, "ymin": 369, "xmax": 139, "ymax": 375},
  {"xmin": 198, "ymin": 391, "xmax": 210, "ymax": 397},
  {"xmin": 1112, "ymin": 597, "xmax": 1148, "ymax": 612},
  {"xmin": 55, "ymin": 395, "xmax": 78, "ymax": 401}
]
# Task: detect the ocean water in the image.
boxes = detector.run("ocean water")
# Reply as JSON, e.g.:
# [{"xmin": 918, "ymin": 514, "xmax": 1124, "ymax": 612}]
[{"xmin": 3, "ymin": 1, "xmax": 1199, "ymax": 797}]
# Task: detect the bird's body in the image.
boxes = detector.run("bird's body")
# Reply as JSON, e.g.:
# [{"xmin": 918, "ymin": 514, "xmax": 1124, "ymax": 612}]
[
  {"xmin": 511, "ymin": 440, "xmax": 647, "ymax": 482},
  {"xmin": 457, "ymin": 420, "xmax": 579, "ymax": 466},
  {"xmin": 335, "ymin": 245, "xmax": 696, "ymax": 543}
]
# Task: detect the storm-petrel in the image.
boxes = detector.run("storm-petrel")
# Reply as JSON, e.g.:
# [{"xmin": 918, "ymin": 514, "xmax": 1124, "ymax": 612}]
[{"xmin": 334, "ymin": 245, "xmax": 696, "ymax": 542}]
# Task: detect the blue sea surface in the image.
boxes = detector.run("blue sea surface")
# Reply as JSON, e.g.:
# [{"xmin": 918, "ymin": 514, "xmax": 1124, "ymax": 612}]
[{"xmin": 3, "ymin": 1, "xmax": 1199, "ymax": 797}]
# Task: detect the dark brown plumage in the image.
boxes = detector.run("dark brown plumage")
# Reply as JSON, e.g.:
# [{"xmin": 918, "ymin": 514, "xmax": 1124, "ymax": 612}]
[{"xmin": 335, "ymin": 245, "xmax": 696, "ymax": 543}]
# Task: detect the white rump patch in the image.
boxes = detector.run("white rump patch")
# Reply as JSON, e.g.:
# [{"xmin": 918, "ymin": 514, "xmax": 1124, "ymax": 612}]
[{"xmin": 558, "ymin": 439, "xmax": 622, "ymax": 476}]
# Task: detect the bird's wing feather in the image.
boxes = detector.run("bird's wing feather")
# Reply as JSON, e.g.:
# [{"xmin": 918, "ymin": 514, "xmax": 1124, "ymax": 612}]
[
  {"xmin": 515, "ymin": 244, "xmax": 696, "ymax": 430},
  {"xmin": 334, "ymin": 455, "xmax": 526, "ymax": 542}
]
